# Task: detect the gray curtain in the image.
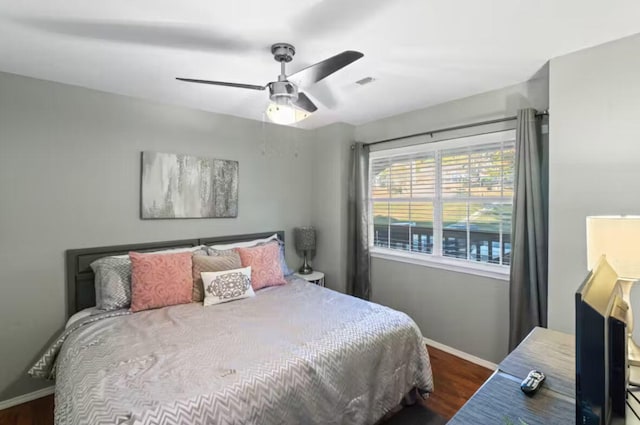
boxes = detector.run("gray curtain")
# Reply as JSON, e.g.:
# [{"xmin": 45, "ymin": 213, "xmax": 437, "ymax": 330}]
[
  {"xmin": 509, "ymin": 108, "xmax": 548, "ymax": 351},
  {"xmin": 347, "ymin": 143, "xmax": 371, "ymax": 300}
]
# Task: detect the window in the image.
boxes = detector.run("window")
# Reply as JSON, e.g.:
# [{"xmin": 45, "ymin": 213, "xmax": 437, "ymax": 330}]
[{"xmin": 369, "ymin": 130, "xmax": 515, "ymax": 276}]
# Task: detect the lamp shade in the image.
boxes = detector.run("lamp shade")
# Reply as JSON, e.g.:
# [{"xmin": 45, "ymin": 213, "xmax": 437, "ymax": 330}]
[
  {"xmin": 587, "ymin": 216, "xmax": 640, "ymax": 279},
  {"xmin": 295, "ymin": 226, "xmax": 316, "ymax": 251}
]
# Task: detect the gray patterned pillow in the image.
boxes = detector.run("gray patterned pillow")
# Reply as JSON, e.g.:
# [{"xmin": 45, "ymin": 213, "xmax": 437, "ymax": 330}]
[
  {"xmin": 90, "ymin": 257, "xmax": 131, "ymax": 311},
  {"xmin": 201, "ymin": 266, "xmax": 255, "ymax": 306},
  {"xmin": 191, "ymin": 253, "xmax": 242, "ymax": 302}
]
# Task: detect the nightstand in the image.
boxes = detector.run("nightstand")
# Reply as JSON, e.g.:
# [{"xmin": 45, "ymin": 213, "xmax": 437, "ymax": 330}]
[{"xmin": 294, "ymin": 271, "xmax": 325, "ymax": 287}]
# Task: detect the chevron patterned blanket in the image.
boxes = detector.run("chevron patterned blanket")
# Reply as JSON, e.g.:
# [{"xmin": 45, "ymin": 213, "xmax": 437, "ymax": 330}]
[{"xmin": 30, "ymin": 279, "xmax": 432, "ymax": 425}]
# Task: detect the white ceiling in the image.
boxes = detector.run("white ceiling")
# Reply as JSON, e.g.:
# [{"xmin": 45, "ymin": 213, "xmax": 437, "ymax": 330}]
[{"xmin": 1, "ymin": 0, "xmax": 639, "ymax": 129}]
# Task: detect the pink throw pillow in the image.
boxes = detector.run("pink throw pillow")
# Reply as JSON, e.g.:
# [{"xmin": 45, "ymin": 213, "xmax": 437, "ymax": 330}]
[
  {"xmin": 130, "ymin": 251, "xmax": 193, "ymax": 312},
  {"xmin": 236, "ymin": 242, "xmax": 286, "ymax": 290}
]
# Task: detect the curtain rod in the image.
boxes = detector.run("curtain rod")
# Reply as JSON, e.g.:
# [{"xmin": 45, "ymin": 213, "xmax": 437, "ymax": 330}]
[{"xmin": 362, "ymin": 110, "xmax": 549, "ymax": 147}]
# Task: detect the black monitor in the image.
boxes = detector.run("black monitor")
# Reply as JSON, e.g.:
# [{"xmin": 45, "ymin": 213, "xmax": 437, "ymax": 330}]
[{"xmin": 576, "ymin": 255, "xmax": 628, "ymax": 425}]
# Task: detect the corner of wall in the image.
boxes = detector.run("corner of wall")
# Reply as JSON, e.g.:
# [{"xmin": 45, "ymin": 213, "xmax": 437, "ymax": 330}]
[{"xmin": 309, "ymin": 123, "xmax": 356, "ymax": 293}]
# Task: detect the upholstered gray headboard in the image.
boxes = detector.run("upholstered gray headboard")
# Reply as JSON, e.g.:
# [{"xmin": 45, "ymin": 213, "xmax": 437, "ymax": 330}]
[{"xmin": 65, "ymin": 231, "xmax": 284, "ymax": 318}]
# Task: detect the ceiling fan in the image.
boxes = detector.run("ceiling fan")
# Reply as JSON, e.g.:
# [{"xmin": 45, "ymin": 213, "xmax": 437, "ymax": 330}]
[{"xmin": 176, "ymin": 43, "xmax": 364, "ymax": 125}]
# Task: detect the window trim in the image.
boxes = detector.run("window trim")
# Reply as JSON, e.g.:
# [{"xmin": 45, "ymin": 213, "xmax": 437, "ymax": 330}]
[
  {"xmin": 368, "ymin": 129, "xmax": 516, "ymax": 279},
  {"xmin": 371, "ymin": 247, "xmax": 510, "ymax": 281}
]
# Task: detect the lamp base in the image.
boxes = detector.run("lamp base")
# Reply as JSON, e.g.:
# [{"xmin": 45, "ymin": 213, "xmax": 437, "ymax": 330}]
[
  {"xmin": 298, "ymin": 265, "xmax": 313, "ymax": 274},
  {"xmin": 298, "ymin": 252, "xmax": 313, "ymax": 275}
]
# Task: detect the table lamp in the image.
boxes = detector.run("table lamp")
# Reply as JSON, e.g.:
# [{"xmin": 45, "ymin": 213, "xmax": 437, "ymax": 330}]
[
  {"xmin": 295, "ymin": 226, "xmax": 316, "ymax": 275},
  {"xmin": 587, "ymin": 216, "xmax": 640, "ymax": 368}
]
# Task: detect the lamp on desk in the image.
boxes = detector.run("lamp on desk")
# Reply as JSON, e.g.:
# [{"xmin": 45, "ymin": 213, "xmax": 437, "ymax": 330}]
[{"xmin": 587, "ymin": 216, "xmax": 640, "ymax": 370}]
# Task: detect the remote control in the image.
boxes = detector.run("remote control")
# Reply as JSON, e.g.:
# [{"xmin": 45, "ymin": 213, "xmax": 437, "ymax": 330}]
[{"xmin": 520, "ymin": 370, "xmax": 545, "ymax": 395}]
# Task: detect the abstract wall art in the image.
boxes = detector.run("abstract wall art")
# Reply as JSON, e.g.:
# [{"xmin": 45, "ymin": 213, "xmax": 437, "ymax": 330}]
[{"xmin": 141, "ymin": 151, "xmax": 238, "ymax": 219}]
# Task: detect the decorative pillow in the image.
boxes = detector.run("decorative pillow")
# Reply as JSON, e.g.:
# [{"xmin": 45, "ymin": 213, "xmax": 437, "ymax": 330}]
[
  {"xmin": 236, "ymin": 242, "xmax": 287, "ymax": 290},
  {"xmin": 91, "ymin": 246, "xmax": 207, "ymax": 311},
  {"xmin": 259, "ymin": 239, "xmax": 293, "ymax": 276},
  {"xmin": 201, "ymin": 266, "xmax": 255, "ymax": 306},
  {"xmin": 192, "ymin": 253, "xmax": 242, "ymax": 302},
  {"xmin": 206, "ymin": 236, "xmax": 292, "ymax": 277},
  {"xmin": 129, "ymin": 251, "xmax": 193, "ymax": 312},
  {"xmin": 90, "ymin": 256, "xmax": 132, "ymax": 311}
]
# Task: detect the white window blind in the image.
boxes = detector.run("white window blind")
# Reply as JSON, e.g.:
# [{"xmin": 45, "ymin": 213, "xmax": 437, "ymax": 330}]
[{"xmin": 370, "ymin": 130, "xmax": 515, "ymax": 268}]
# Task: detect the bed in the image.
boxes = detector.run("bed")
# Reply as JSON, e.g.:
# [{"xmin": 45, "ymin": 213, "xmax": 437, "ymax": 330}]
[{"xmin": 30, "ymin": 231, "xmax": 433, "ymax": 425}]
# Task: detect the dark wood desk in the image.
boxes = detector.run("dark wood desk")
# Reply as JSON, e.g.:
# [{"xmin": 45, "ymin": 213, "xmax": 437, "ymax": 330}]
[
  {"xmin": 499, "ymin": 327, "xmax": 575, "ymax": 399},
  {"xmin": 448, "ymin": 327, "xmax": 574, "ymax": 425},
  {"xmin": 448, "ymin": 327, "xmax": 640, "ymax": 424}
]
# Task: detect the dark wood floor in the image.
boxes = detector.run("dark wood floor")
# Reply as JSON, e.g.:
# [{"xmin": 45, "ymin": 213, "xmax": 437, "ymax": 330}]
[
  {"xmin": 0, "ymin": 394, "xmax": 53, "ymax": 425},
  {"xmin": 423, "ymin": 345, "xmax": 494, "ymax": 420},
  {"xmin": 0, "ymin": 345, "xmax": 492, "ymax": 424}
]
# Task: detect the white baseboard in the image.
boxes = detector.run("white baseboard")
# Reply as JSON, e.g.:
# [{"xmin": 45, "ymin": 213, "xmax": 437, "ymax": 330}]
[
  {"xmin": 0, "ymin": 386, "xmax": 54, "ymax": 411},
  {"xmin": 423, "ymin": 337, "xmax": 498, "ymax": 370}
]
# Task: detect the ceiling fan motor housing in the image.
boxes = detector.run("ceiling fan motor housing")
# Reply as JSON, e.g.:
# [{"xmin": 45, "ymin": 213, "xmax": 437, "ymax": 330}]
[
  {"xmin": 268, "ymin": 81, "xmax": 299, "ymax": 103},
  {"xmin": 271, "ymin": 43, "xmax": 295, "ymax": 63}
]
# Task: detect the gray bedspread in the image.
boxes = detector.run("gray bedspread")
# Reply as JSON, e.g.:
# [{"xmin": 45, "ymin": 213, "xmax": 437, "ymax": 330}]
[{"xmin": 30, "ymin": 279, "xmax": 432, "ymax": 425}]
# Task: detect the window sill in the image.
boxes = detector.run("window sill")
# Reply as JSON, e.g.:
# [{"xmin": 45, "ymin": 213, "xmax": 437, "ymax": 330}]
[{"xmin": 370, "ymin": 247, "xmax": 510, "ymax": 281}]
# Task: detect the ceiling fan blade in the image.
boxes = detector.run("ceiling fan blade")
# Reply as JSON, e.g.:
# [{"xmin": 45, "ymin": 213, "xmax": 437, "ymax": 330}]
[
  {"xmin": 176, "ymin": 78, "xmax": 266, "ymax": 91},
  {"xmin": 288, "ymin": 51, "xmax": 364, "ymax": 86},
  {"xmin": 293, "ymin": 92, "xmax": 318, "ymax": 113},
  {"xmin": 306, "ymin": 82, "xmax": 339, "ymax": 109},
  {"xmin": 13, "ymin": 17, "xmax": 258, "ymax": 52}
]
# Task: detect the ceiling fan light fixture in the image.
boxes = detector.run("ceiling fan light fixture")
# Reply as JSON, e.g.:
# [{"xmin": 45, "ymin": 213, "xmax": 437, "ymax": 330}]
[
  {"xmin": 177, "ymin": 44, "xmax": 363, "ymax": 125},
  {"xmin": 266, "ymin": 100, "xmax": 310, "ymax": 125}
]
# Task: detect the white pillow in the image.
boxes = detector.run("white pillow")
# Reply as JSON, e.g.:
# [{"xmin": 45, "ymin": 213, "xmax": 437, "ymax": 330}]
[
  {"xmin": 208, "ymin": 234, "xmax": 278, "ymax": 251},
  {"xmin": 201, "ymin": 266, "xmax": 255, "ymax": 306}
]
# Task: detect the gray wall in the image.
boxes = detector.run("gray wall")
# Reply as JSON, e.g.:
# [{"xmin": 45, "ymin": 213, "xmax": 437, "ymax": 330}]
[
  {"xmin": 310, "ymin": 123, "xmax": 355, "ymax": 293},
  {"xmin": 372, "ymin": 258, "xmax": 509, "ymax": 361},
  {"xmin": 548, "ymin": 33, "xmax": 640, "ymax": 334},
  {"xmin": 355, "ymin": 75, "xmax": 549, "ymax": 144},
  {"xmin": 0, "ymin": 71, "xmax": 315, "ymax": 400},
  {"xmin": 356, "ymin": 78, "xmax": 549, "ymax": 363}
]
